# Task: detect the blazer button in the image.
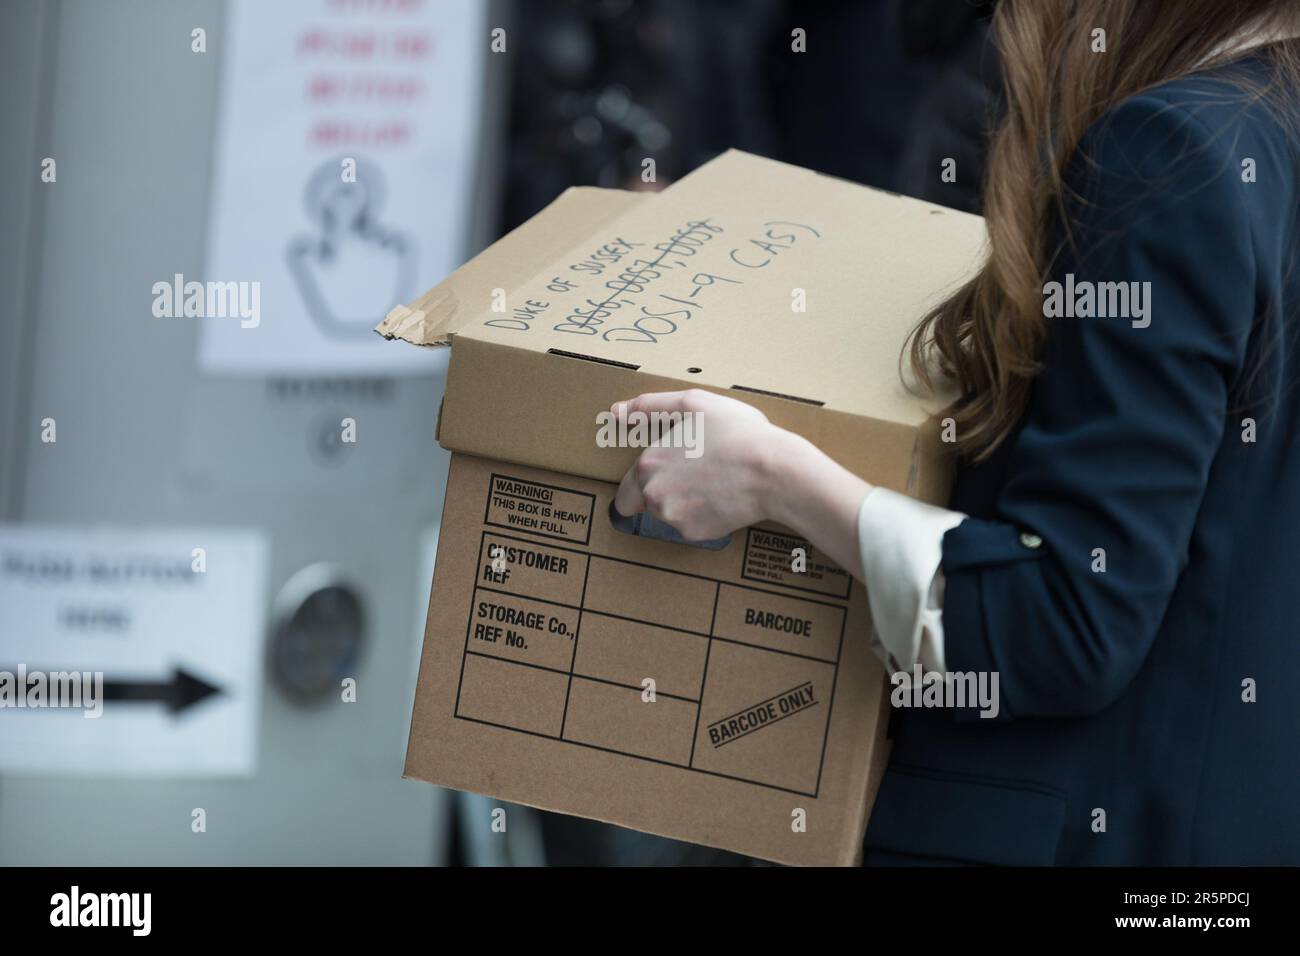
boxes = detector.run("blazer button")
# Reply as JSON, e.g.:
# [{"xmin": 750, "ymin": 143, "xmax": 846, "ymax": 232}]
[{"xmin": 1019, "ymin": 532, "xmax": 1043, "ymax": 549}]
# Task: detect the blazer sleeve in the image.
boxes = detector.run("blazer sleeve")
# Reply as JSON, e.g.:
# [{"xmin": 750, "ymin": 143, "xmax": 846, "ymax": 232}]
[{"xmin": 940, "ymin": 93, "xmax": 1257, "ymax": 719}]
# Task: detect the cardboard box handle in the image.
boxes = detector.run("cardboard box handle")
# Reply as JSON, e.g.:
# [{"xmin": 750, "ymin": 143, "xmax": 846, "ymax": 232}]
[{"xmin": 607, "ymin": 501, "xmax": 731, "ymax": 551}]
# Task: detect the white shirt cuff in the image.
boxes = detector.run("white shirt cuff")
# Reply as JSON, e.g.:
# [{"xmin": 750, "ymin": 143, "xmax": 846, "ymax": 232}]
[{"xmin": 856, "ymin": 486, "xmax": 966, "ymax": 674}]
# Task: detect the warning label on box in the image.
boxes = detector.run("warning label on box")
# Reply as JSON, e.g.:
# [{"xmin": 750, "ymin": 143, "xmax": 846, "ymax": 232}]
[
  {"xmin": 741, "ymin": 528, "xmax": 852, "ymax": 598},
  {"xmin": 484, "ymin": 473, "xmax": 596, "ymax": 544}
]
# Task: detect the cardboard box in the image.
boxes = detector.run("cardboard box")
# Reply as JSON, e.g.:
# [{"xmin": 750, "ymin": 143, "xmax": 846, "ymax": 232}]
[
  {"xmin": 381, "ymin": 150, "xmax": 986, "ymax": 865},
  {"xmin": 412, "ymin": 453, "xmax": 884, "ymax": 864}
]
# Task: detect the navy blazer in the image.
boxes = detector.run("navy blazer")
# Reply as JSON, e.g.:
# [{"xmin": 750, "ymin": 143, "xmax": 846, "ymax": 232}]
[{"xmin": 864, "ymin": 52, "xmax": 1300, "ymax": 865}]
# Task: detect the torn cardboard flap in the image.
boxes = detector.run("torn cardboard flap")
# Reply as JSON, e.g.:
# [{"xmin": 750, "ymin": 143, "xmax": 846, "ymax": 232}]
[{"xmin": 374, "ymin": 186, "xmax": 650, "ymax": 348}]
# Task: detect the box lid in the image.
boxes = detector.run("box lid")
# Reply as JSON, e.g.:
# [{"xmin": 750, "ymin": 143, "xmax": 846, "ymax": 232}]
[{"xmin": 379, "ymin": 150, "xmax": 986, "ymax": 498}]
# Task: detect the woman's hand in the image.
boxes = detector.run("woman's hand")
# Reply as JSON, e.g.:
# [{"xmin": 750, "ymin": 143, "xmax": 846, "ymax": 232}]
[
  {"xmin": 611, "ymin": 389, "xmax": 782, "ymax": 540},
  {"xmin": 612, "ymin": 389, "xmax": 874, "ymax": 578}
]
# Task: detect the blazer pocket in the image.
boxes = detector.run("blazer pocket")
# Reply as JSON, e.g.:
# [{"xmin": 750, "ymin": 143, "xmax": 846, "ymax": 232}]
[{"xmin": 865, "ymin": 765, "xmax": 1067, "ymax": 866}]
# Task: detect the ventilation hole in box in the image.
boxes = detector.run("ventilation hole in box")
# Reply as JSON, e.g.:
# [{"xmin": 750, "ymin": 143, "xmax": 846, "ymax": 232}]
[
  {"xmin": 546, "ymin": 348, "xmax": 641, "ymax": 371},
  {"xmin": 687, "ymin": 367, "xmax": 702, "ymax": 374},
  {"xmin": 930, "ymin": 209, "xmax": 945, "ymax": 215},
  {"xmin": 730, "ymin": 384, "xmax": 825, "ymax": 407}
]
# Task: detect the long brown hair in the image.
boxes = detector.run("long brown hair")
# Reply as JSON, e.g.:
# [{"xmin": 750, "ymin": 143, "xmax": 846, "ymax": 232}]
[{"xmin": 908, "ymin": 0, "xmax": 1300, "ymax": 461}]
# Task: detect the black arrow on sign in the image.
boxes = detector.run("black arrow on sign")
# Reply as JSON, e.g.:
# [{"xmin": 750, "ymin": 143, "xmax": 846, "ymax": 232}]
[{"xmin": 103, "ymin": 667, "xmax": 223, "ymax": 715}]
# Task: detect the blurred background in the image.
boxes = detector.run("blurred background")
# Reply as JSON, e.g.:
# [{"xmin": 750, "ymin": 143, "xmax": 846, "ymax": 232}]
[{"xmin": 0, "ymin": 0, "xmax": 995, "ymax": 866}]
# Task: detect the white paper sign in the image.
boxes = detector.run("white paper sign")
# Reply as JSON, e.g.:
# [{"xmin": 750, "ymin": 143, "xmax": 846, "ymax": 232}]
[
  {"xmin": 0, "ymin": 526, "xmax": 268, "ymax": 777},
  {"xmin": 198, "ymin": 0, "xmax": 484, "ymax": 375}
]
